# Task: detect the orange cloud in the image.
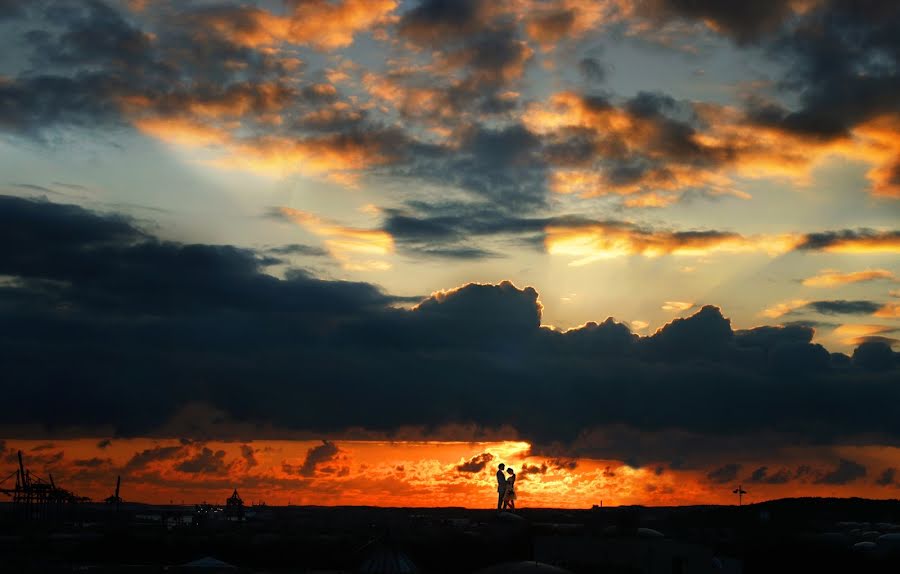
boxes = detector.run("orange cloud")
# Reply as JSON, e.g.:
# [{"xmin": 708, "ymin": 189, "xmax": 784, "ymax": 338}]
[
  {"xmin": 278, "ymin": 207, "xmax": 394, "ymax": 271},
  {"xmin": 133, "ymin": 117, "xmax": 230, "ymax": 147},
  {"xmin": 198, "ymin": 0, "xmax": 398, "ymax": 51},
  {"xmin": 527, "ymin": 92, "xmax": 900, "ymax": 204},
  {"xmin": 760, "ymin": 299, "xmax": 810, "ymax": 319},
  {"xmin": 524, "ymin": 0, "xmax": 617, "ymax": 49},
  {"xmin": 661, "ymin": 301, "xmax": 694, "ymax": 312},
  {"xmin": 217, "ymin": 133, "xmax": 399, "ymax": 184},
  {"xmin": 803, "ymin": 268, "xmax": 897, "ymax": 287},
  {"xmin": 833, "ymin": 323, "xmax": 896, "ymax": 345},
  {"xmin": 544, "ymin": 222, "xmax": 799, "ymax": 266},
  {"xmin": 874, "ymin": 302, "xmax": 900, "ymax": 319}
]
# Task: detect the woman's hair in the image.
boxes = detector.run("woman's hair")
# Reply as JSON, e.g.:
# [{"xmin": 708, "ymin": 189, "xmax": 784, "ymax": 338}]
[{"xmin": 507, "ymin": 467, "xmax": 514, "ymax": 474}]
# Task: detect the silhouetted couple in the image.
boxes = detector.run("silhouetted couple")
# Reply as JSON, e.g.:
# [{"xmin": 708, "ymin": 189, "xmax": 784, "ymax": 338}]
[{"xmin": 496, "ymin": 463, "xmax": 516, "ymax": 511}]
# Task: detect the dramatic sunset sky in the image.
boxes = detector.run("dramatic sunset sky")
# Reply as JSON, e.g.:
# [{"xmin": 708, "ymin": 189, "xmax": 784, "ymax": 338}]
[{"xmin": 0, "ymin": 0, "xmax": 898, "ymax": 508}]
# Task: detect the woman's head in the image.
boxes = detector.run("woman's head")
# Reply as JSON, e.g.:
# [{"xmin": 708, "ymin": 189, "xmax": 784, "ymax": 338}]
[{"xmin": 507, "ymin": 467, "xmax": 514, "ymax": 475}]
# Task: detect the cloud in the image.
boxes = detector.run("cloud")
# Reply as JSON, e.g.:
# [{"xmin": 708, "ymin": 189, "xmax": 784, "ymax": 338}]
[
  {"xmin": 795, "ymin": 230, "xmax": 900, "ymax": 254},
  {"xmin": 125, "ymin": 445, "xmax": 185, "ymax": 472},
  {"xmin": 762, "ymin": 299, "xmax": 888, "ymax": 318},
  {"xmin": 707, "ymin": 463, "xmax": 741, "ymax": 484},
  {"xmin": 266, "ymin": 244, "xmax": 328, "ymax": 258},
  {"xmin": 240, "ymin": 445, "xmax": 258, "ymax": 469},
  {"xmin": 397, "ymin": 0, "xmax": 493, "ymax": 44},
  {"xmin": 2, "ymin": 197, "xmax": 900, "ymax": 467},
  {"xmin": 456, "ymin": 452, "xmax": 494, "ymax": 473},
  {"xmin": 578, "ymin": 57, "xmax": 608, "ymax": 83},
  {"xmin": 834, "ymin": 324, "xmax": 897, "ymax": 347},
  {"xmin": 662, "ymin": 301, "xmax": 694, "ymax": 312},
  {"xmin": 802, "ymin": 269, "xmax": 897, "ymax": 288},
  {"xmin": 275, "ymin": 207, "xmax": 394, "ymax": 271},
  {"xmin": 174, "ymin": 447, "xmax": 230, "ymax": 475},
  {"xmin": 805, "ymin": 300, "xmax": 883, "ymax": 315},
  {"xmin": 760, "ymin": 300, "xmax": 809, "ymax": 319},
  {"xmin": 545, "ymin": 222, "xmax": 797, "ymax": 266},
  {"xmin": 814, "ymin": 458, "xmax": 867, "ymax": 485},
  {"xmin": 852, "ymin": 341, "xmax": 898, "ymax": 372},
  {"xmin": 747, "ymin": 466, "xmax": 791, "ymax": 484},
  {"xmin": 187, "ymin": 0, "xmax": 398, "ymax": 51},
  {"xmin": 874, "ymin": 302, "xmax": 900, "ymax": 319},
  {"xmin": 876, "ymin": 467, "xmax": 897, "ymax": 486},
  {"xmin": 284, "ymin": 440, "xmax": 342, "ymax": 477}
]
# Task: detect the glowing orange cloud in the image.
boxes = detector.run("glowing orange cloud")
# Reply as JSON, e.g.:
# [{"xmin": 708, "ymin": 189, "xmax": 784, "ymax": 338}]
[
  {"xmin": 214, "ymin": 133, "xmax": 397, "ymax": 185},
  {"xmin": 524, "ymin": 0, "xmax": 622, "ymax": 49},
  {"xmin": 833, "ymin": 323, "xmax": 896, "ymax": 345},
  {"xmin": 802, "ymin": 268, "xmax": 897, "ymax": 288},
  {"xmin": 133, "ymin": 117, "xmax": 230, "ymax": 147},
  {"xmin": 278, "ymin": 207, "xmax": 394, "ymax": 271},
  {"xmin": 198, "ymin": 0, "xmax": 398, "ymax": 51},
  {"xmin": 526, "ymin": 91, "xmax": 900, "ymax": 204},
  {"xmin": 874, "ymin": 302, "xmax": 900, "ymax": 319},
  {"xmin": 662, "ymin": 301, "xmax": 694, "ymax": 312},
  {"xmin": 544, "ymin": 222, "xmax": 799, "ymax": 266},
  {"xmin": 760, "ymin": 299, "xmax": 809, "ymax": 319}
]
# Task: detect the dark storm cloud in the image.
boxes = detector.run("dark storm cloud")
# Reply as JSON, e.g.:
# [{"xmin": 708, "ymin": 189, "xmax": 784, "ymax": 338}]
[
  {"xmin": 852, "ymin": 341, "xmax": 899, "ymax": 372},
  {"xmin": 815, "ymin": 458, "xmax": 867, "ymax": 485},
  {"xmin": 707, "ymin": 463, "xmax": 741, "ymax": 484},
  {"xmin": 744, "ymin": 1, "xmax": 900, "ymax": 140},
  {"xmin": 876, "ymin": 468, "xmax": 896, "ymax": 486},
  {"xmin": 284, "ymin": 440, "xmax": 341, "ymax": 477},
  {"xmin": 124, "ymin": 445, "xmax": 185, "ymax": 471},
  {"xmin": 0, "ymin": 0, "xmax": 25, "ymax": 20},
  {"xmin": 456, "ymin": 452, "xmax": 494, "ymax": 473},
  {"xmin": 0, "ymin": 0, "xmax": 301, "ymax": 140},
  {"xmin": 26, "ymin": 0, "xmax": 155, "ymax": 68},
  {"xmin": 397, "ymin": 0, "xmax": 487, "ymax": 44},
  {"xmin": 519, "ymin": 463, "xmax": 548, "ymax": 478},
  {"xmin": 637, "ymin": 0, "xmax": 795, "ymax": 43},
  {"xmin": 240, "ymin": 445, "xmax": 258, "ymax": 468},
  {"xmin": 446, "ymin": 23, "xmax": 533, "ymax": 88},
  {"xmin": 804, "ymin": 300, "xmax": 883, "ymax": 315},
  {"xmin": 401, "ymin": 124, "xmax": 549, "ymax": 212},
  {"xmin": 174, "ymin": 447, "xmax": 230, "ymax": 475},
  {"xmin": 2, "ymin": 197, "xmax": 900, "ymax": 466},
  {"xmin": 748, "ymin": 466, "xmax": 792, "ymax": 484},
  {"xmin": 266, "ymin": 244, "xmax": 328, "ymax": 257},
  {"xmin": 578, "ymin": 57, "xmax": 608, "ymax": 84},
  {"xmin": 0, "ymin": 74, "xmax": 130, "ymax": 138},
  {"xmin": 396, "ymin": 1, "xmax": 532, "ymax": 122},
  {"xmin": 381, "ymin": 203, "xmax": 613, "ymax": 258},
  {"xmin": 795, "ymin": 229, "xmax": 900, "ymax": 251}
]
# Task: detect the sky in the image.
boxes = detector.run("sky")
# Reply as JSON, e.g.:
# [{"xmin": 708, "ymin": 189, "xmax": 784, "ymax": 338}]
[{"xmin": 0, "ymin": 0, "xmax": 898, "ymax": 508}]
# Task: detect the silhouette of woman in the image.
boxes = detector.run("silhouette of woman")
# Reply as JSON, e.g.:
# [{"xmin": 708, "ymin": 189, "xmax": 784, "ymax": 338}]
[{"xmin": 503, "ymin": 467, "xmax": 517, "ymax": 510}]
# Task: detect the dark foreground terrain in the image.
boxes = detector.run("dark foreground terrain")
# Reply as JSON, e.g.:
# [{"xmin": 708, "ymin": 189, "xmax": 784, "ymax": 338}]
[{"xmin": 2, "ymin": 498, "xmax": 900, "ymax": 573}]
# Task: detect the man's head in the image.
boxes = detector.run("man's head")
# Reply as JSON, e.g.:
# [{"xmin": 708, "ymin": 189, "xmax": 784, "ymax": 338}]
[{"xmin": 498, "ymin": 463, "xmax": 505, "ymax": 471}]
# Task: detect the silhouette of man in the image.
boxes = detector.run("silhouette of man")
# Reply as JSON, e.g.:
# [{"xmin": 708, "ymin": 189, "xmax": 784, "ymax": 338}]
[{"xmin": 496, "ymin": 463, "xmax": 506, "ymax": 510}]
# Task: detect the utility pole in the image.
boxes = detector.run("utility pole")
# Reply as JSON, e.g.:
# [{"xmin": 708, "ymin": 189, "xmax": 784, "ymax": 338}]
[{"xmin": 732, "ymin": 484, "xmax": 747, "ymax": 506}]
